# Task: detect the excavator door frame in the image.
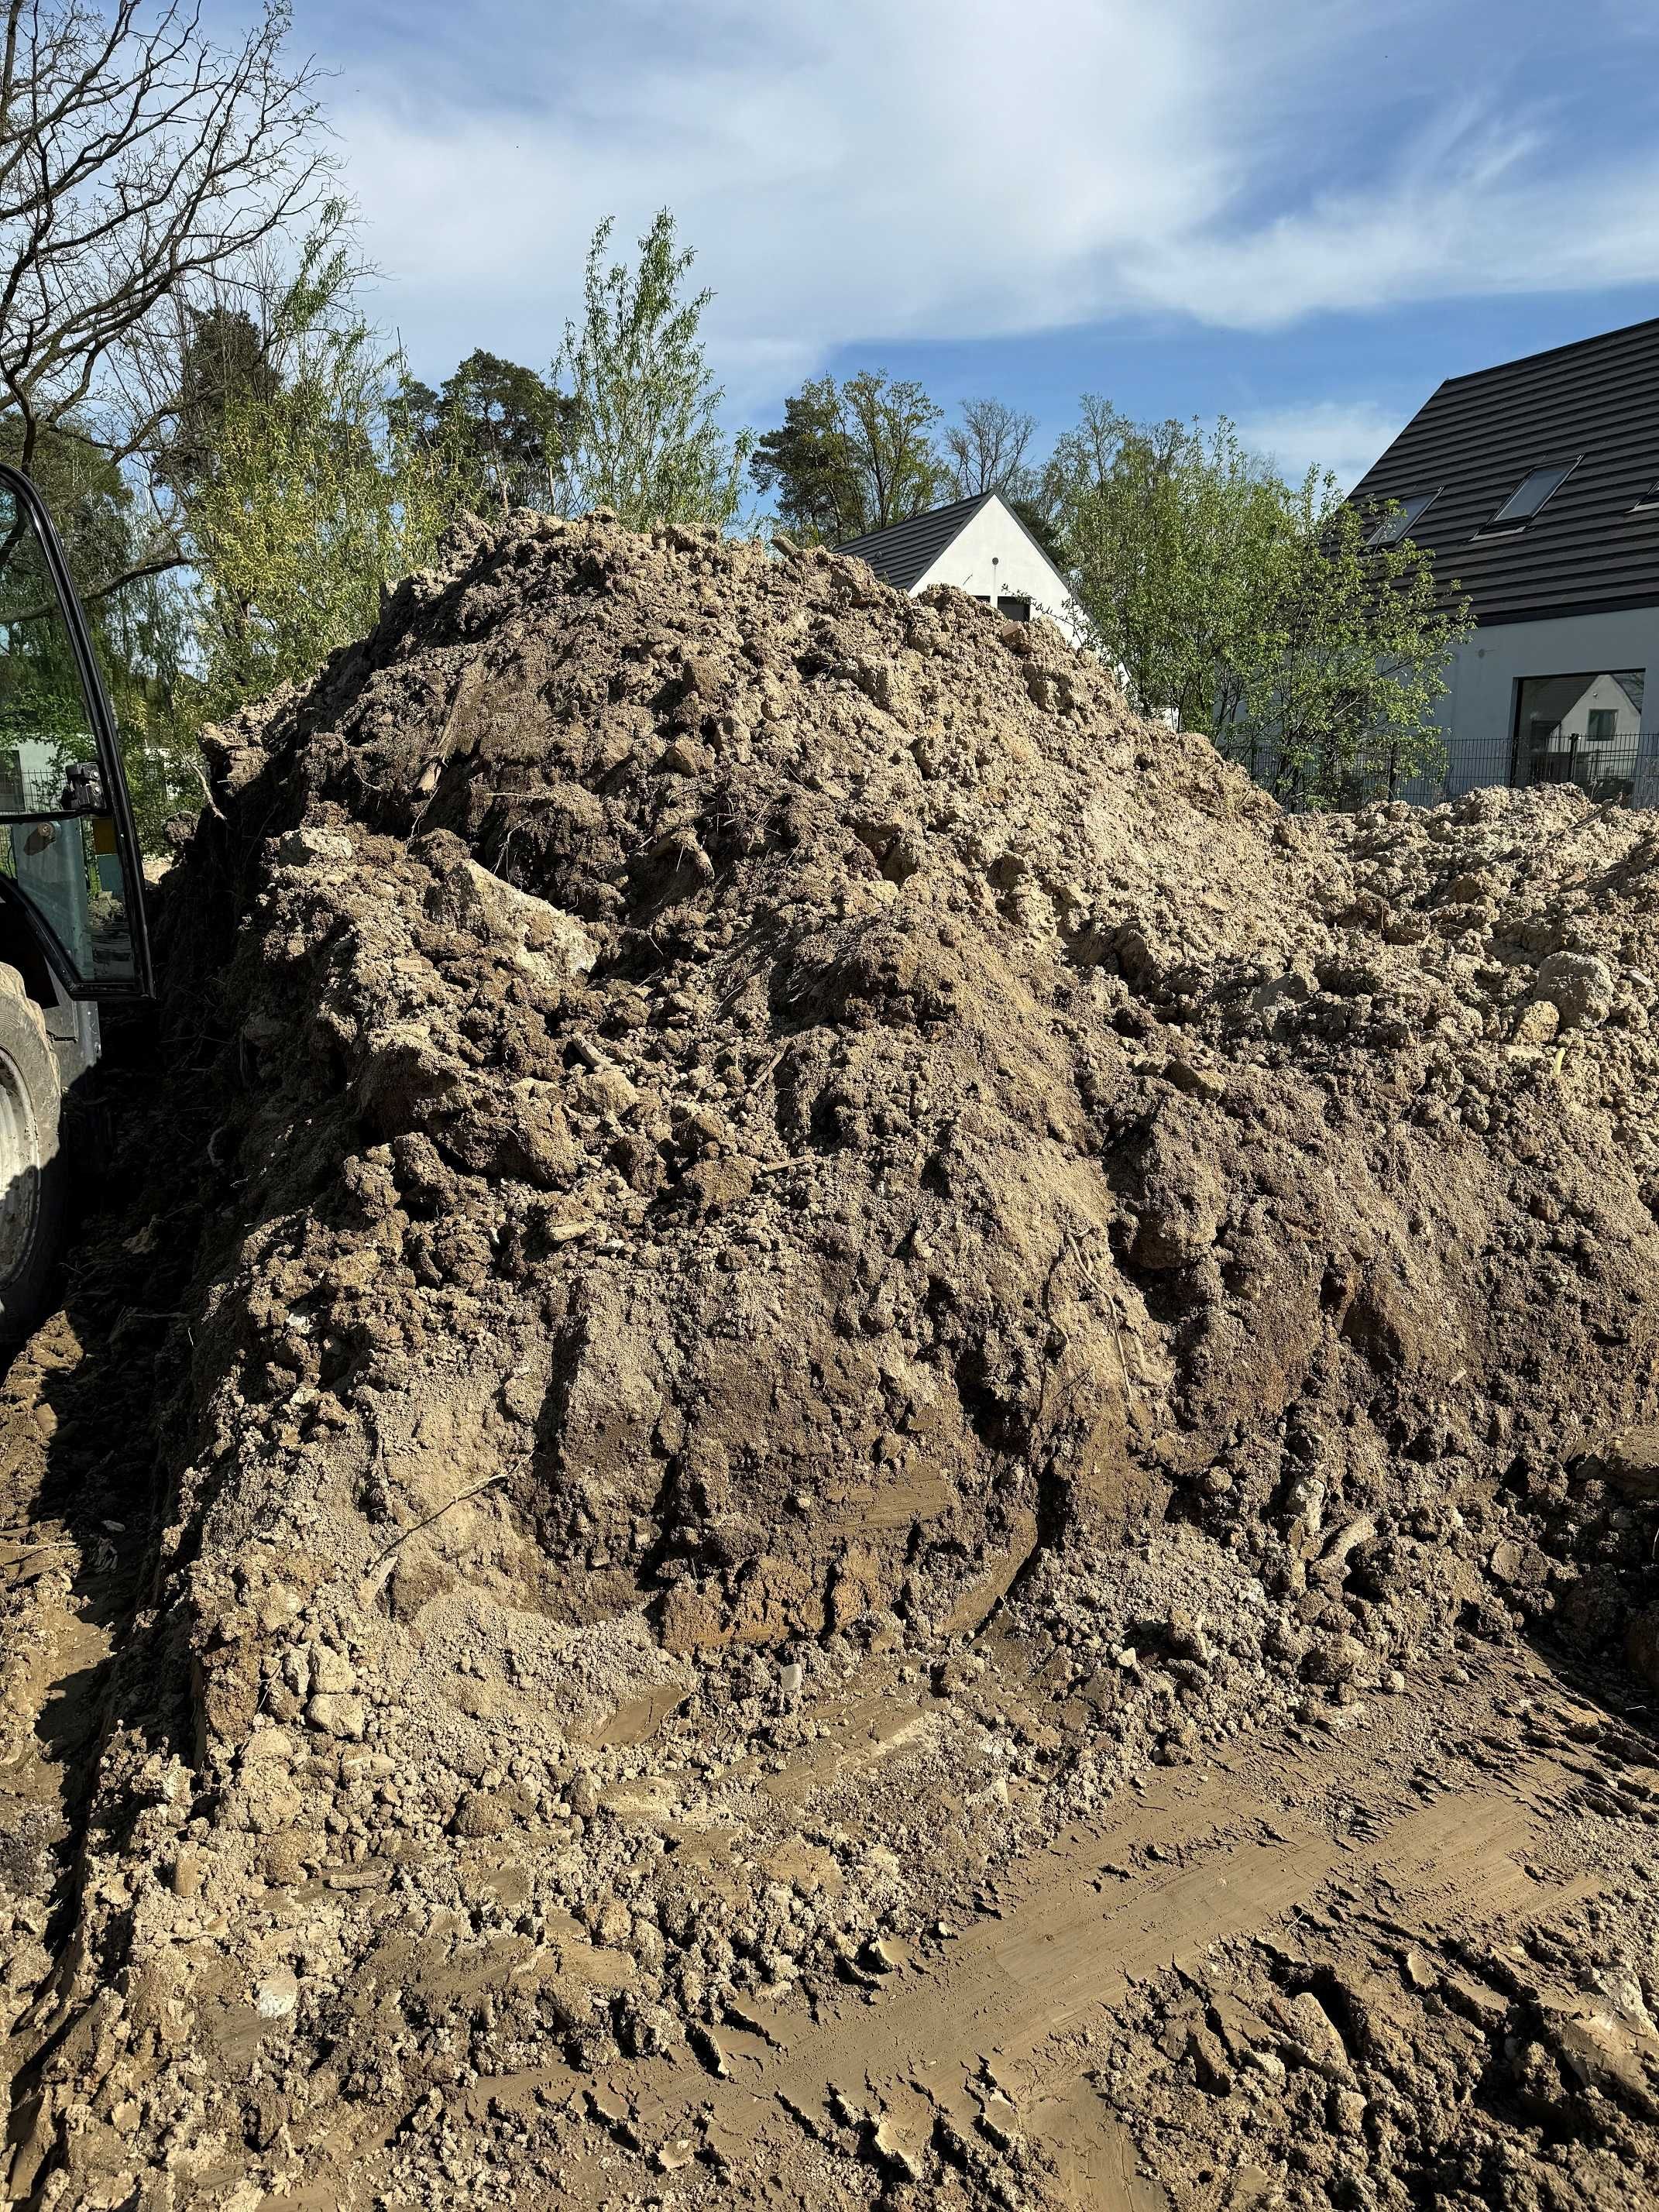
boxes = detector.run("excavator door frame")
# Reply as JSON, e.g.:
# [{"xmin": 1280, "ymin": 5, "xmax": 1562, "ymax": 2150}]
[{"xmin": 0, "ymin": 460, "xmax": 155, "ymax": 1005}]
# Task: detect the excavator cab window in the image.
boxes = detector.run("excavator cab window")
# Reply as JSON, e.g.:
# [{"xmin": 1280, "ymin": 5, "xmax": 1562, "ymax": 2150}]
[{"xmin": 0, "ymin": 467, "xmax": 151, "ymax": 999}]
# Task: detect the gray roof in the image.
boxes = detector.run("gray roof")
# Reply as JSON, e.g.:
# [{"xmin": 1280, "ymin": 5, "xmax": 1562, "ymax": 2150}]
[
  {"xmin": 1348, "ymin": 315, "xmax": 1659, "ymax": 626},
  {"xmin": 835, "ymin": 491, "xmax": 998, "ymax": 589}
]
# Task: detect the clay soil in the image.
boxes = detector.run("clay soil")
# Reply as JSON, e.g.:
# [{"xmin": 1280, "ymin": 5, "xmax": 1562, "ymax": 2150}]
[{"xmin": 2, "ymin": 511, "xmax": 1658, "ymax": 2211}]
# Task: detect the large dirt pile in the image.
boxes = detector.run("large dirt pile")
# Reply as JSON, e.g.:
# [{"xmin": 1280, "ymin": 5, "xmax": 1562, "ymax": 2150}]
[{"xmin": 5, "ymin": 511, "xmax": 1659, "ymax": 2210}]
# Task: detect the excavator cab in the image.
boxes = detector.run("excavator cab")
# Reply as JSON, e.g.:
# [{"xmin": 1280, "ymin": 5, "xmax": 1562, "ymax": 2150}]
[{"xmin": 0, "ymin": 462, "xmax": 154, "ymax": 1333}]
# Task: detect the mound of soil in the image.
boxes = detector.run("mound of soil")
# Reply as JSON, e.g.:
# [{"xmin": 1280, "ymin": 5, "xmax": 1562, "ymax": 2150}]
[{"xmin": 2, "ymin": 510, "xmax": 1658, "ymax": 2210}]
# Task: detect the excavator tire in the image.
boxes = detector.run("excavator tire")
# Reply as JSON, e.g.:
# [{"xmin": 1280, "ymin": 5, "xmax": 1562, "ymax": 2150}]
[{"xmin": 0, "ymin": 962, "xmax": 64, "ymax": 1343}]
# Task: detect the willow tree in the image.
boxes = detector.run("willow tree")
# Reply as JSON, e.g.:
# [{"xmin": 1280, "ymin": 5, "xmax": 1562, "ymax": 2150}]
[{"xmin": 182, "ymin": 242, "xmax": 478, "ymax": 715}]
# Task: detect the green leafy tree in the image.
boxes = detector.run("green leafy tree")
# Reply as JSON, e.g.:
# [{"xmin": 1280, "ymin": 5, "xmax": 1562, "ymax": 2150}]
[
  {"xmin": 153, "ymin": 304, "xmax": 284, "ymax": 503},
  {"xmin": 1221, "ymin": 482, "xmax": 1472, "ymax": 809},
  {"xmin": 0, "ymin": 414, "xmax": 201, "ymax": 847},
  {"xmin": 392, "ymin": 350, "xmax": 576, "ymax": 515},
  {"xmin": 0, "ymin": 0, "xmax": 331, "ymax": 596},
  {"xmin": 182, "ymin": 251, "xmax": 476, "ymax": 716},
  {"xmin": 1047, "ymin": 398, "xmax": 1468, "ymax": 805},
  {"xmin": 1046, "ymin": 400, "xmax": 1284, "ymax": 733},
  {"xmin": 748, "ymin": 379, "xmax": 864, "ymax": 542},
  {"xmin": 750, "ymin": 369, "xmax": 944, "ymax": 541},
  {"xmin": 554, "ymin": 211, "xmax": 751, "ymax": 531},
  {"xmin": 0, "ymin": 208, "xmax": 404, "ymax": 849},
  {"xmin": 838, "ymin": 372, "xmax": 944, "ymax": 533},
  {"xmin": 89, "ymin": 559, "xmax": 201, "ymax": 847}
]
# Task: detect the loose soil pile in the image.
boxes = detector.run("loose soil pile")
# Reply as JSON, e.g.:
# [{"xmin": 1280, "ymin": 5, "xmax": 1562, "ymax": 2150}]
[{"xmin": 3, "ymin": 511, "xmax": 1659, "ymax": 2210}]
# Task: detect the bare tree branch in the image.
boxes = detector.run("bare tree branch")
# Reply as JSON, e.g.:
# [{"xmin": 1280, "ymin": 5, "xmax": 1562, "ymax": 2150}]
[
  {"xmin": 946, "ymin": 397, "xmax": 1037, "ymax": 501},
  {"xmin": 0, "ymin": 0, "xmax": 331, "ymax": 591}
]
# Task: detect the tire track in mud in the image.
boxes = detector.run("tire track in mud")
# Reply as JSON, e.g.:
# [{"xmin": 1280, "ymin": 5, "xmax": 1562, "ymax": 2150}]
[{"xmin": 527, "ymin": 1663, "xmax": 1603, "ymax": 2203}]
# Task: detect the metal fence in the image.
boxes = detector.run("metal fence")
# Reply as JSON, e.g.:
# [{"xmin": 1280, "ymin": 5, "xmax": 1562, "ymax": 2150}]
[
  {"xmin": 0, "ymin": 748, "xmax": 67, "ymax": 813},
  {"xmin": 1218, "ymin": 730, "xmax": 1659, "ymax": 814},
  {"xmin": 1499, "ymin": 729, "xmax": 1654, "ymax": 807}
]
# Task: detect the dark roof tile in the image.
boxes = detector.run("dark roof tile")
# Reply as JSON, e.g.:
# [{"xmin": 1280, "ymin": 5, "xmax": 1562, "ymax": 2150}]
[
  {"xmin": 834, "ymin": 492, "xmax": 997, "ymax": 589},
  {"xmin": 1348, "ymin": 316, "xmax": 1659, "ymax": 625}
]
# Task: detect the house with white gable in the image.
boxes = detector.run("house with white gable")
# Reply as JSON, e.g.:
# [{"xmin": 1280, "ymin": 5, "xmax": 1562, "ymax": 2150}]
[{"xmin": 836, "ymin": 491, "xmax": 1084, "ymax": 644}]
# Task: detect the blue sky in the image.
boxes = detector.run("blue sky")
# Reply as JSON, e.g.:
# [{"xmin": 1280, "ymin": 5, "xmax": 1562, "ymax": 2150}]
[{"xmin": 265, "ymin": 0, "xmax": 1659, "ymax": 488}]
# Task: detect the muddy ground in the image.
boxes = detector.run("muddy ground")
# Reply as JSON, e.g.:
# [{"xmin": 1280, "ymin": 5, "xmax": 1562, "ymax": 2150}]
[{"xmin": 2, "ymin": 511, "xmax": 1657, "ymax": 2209}]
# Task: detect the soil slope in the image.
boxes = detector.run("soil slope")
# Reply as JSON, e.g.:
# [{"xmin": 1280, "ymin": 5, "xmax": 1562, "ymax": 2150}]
[{"xmin": 2, "ymin": 511, "xmax": 1658, "ymax": 2210}]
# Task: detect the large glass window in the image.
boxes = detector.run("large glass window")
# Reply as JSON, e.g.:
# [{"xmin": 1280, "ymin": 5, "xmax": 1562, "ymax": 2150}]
[
  {"xmin": 1513, "ymin": 670, "xmax": 1645, "ymax": 804},
  {"xmin": 0, "ymin": 484, "xmax": 139, "ymax": 989}
]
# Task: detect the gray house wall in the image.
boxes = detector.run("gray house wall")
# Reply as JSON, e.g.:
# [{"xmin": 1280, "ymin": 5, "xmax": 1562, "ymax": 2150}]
[
  {"xmin": 1427, "ymin": 608, "xmax": 1659, "ymax": 805},
  {"xmin": 1339, "ymin": 318, "xmax": 1659, "ymax": 813}
]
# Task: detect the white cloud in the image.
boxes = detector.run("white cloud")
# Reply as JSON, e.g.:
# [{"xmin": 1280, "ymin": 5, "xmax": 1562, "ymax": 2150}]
[
  {"xmin": 1236, "ymin": 402, "xmax": 1410, "ymax": 491},
  {"xmin": 1121, "ymin": 154, "xmax": 1659, "ymax": 332},
  {"xmin": 337, "ymin": 0, "xmax": 1233, "ymax": 393},
  {"xmin": 311, "ymin": 0, "xmax": 1659, "ymax": 394}
]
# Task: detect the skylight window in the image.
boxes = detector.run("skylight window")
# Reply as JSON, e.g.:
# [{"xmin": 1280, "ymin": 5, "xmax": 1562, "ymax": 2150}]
[
  {"xmin": 1484, "ymin": 459, "xmax": 1578, "ymax": 531},
  {"xmin": 1630, "ymin": 478, "xmax": 1659, "ymax": 512},
  {"xmin": 1366, "ymin": 490, "xmax": 1439, "ymax": 547}
]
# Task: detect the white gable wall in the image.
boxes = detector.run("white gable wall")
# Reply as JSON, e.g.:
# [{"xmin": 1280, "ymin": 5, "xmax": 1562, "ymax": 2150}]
[
  {"xmin": 911, "ymin": 497, "xmax": 1084, "ymax": 644},
  {"xmin": 1544, "ymin": 668, "xmax": 1642, "ymax": 740}
]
